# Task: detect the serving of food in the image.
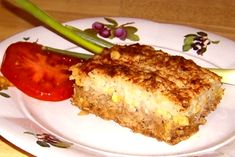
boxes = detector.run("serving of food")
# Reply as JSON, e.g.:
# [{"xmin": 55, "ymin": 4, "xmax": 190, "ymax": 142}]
[
  {"xmin": 0, "ymin": 0, "xmax": 235, "ymax": 156},
  {"xmin": 70, "ymin": 44, "xmax": 223, "ymax": 145}
]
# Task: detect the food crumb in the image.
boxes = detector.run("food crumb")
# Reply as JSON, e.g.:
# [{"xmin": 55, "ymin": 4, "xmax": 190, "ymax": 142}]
[
  {"xmin": 78, "ymin": 110, "xmax": 89, "ymax": 116},
  {"xmin": 0, "ymin": 75, "xmax": 12, "ymax": 90}
]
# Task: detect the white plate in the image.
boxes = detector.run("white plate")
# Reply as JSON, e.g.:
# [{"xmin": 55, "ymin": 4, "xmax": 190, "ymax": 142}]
[{"xmin": 1, "ymin": 17, "xmax": 235, "ymax": 157}]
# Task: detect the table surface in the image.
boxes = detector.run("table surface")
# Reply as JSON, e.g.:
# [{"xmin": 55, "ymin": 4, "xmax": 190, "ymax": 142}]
[{"xmin": 0, "ymin": 0, "xmax": 235, "ymax": 156}]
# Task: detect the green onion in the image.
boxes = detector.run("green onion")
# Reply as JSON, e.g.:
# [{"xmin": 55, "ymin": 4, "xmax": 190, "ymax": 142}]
[
  {"xmin": 208, "ymin": 68, "xmax": 235, "ymax": 85},
  {"xmin": 14, "ymin": 0, "xmax": 107, "ymax": 54},
  {"xmin": 65, "ymin": 25, "xmax": 114, "ymax": 48},
  {"xmin": 42, "ymin": 46, "xmax": 93, "ymax": 60}
]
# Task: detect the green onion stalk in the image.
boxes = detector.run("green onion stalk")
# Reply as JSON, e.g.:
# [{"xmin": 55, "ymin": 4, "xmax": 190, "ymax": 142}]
[
  {"xmin": 42, "ymin": 46, "xmax": 93, "ymax": 60},
  {"xmin": 208, "ymin": 68, "xmax": 235, "ymax": 86}
]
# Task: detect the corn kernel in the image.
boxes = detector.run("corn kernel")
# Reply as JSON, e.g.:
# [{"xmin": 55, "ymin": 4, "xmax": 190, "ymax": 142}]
[
  {"xmin": 173, "ymin": 115, "xmax": 189, "ymax": 126},
  {"xmin": 110, "ymin": 51, "xmax": 120, "ymax": 60},
  {"xmin": 112, "ymin": 93, "xmax": 122, "ymax": 103}
]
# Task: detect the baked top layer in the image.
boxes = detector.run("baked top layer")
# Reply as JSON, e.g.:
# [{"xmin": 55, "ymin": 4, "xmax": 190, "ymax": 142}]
[{"xmin": 71, "ymin": 44, "xmax": 222, "ymax": 111}]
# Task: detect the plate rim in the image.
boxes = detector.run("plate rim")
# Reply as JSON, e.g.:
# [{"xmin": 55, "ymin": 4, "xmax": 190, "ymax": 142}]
[{"xmin": 1, "ymin": 17, "xmax": 235, "ymax": 157}]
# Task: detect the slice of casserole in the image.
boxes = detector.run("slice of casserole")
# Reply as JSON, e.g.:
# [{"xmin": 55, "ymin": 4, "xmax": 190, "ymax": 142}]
[{"xmin": 70, "ymin": 44, "xmax": 224, "ymax": 145}]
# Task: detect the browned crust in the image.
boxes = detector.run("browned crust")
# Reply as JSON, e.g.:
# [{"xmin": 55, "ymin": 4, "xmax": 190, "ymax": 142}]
[
  {"xmin": 72, "ymin": 85, "xmax": 222, "ymax": 145},
  {"xmin": 75, "ymin": 44, "xmax": 221, "ymax": 110}
]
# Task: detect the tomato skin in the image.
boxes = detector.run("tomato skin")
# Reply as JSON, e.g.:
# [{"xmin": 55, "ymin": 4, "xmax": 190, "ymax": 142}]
[{"xmin": 1, "ymin": 42, "xmax": 82, "ymax": 101}]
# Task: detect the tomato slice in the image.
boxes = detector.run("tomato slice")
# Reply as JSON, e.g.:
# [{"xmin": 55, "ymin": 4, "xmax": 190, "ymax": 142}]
[{"xmin": 1, "ymin": 42, "xmax": 83, "ymax": 101}]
